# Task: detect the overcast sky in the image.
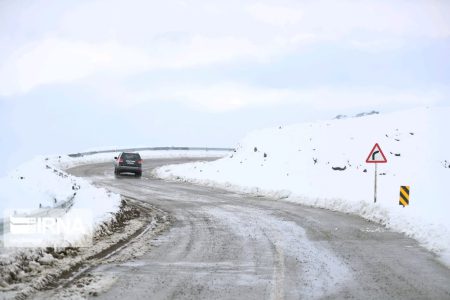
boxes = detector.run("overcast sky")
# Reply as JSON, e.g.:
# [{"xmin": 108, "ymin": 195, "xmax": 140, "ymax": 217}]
[{"xmin": 1, "ymin": 0, "xmax": 449, "ymax": 173}]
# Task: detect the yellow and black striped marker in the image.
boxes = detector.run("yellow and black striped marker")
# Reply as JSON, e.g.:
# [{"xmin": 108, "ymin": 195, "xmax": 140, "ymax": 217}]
[{"xmin": 399, "ymin": 186, "xmax": 410, "ymax": 207}]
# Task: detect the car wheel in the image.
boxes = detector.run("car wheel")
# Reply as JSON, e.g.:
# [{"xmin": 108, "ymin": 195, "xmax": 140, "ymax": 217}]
[{"xmin": 135, "ymin": 172, "xmax": 142, "ymax": 177}]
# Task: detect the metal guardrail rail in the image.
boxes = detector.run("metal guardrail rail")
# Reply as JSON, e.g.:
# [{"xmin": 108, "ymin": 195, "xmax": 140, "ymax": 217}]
[{"xmin": 68, "ymin": 147, "xmax": 235, "ymax": 158}]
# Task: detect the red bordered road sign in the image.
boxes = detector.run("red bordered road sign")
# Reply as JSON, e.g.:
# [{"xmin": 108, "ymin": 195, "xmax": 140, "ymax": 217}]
[{"xmin": 366, "ymin": 143, "xmax": 387, "ymax": 163}]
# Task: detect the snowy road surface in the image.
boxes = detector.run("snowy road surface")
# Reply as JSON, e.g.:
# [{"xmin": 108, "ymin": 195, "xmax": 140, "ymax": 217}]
[{"xmin": 63, "ymin": 158, "xmax": 450, "ymax": 299}]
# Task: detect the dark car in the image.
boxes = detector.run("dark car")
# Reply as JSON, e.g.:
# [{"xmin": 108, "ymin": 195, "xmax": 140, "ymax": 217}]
[{"xmin": 114, "ymin": 152, "xmax": 143, "ymax": 177}]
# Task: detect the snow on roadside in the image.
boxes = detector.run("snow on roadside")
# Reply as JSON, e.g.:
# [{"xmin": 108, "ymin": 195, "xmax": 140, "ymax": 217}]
[
  {"xmin": 0, "ymin": 156, "xmax": 121, "ymax": 247},
  {"xmin": 0, "ymin": 156, "xmax": 120, "ymax": 295},
  {"xmin": 154, "ymin": 107, "xmax": 450, "ymax": 267}
]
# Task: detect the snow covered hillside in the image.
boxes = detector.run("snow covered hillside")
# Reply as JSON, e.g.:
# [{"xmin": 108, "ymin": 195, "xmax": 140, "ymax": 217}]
[{"xmin": 155, "ymin": 107, "xmax": 450, "ymax": 266}]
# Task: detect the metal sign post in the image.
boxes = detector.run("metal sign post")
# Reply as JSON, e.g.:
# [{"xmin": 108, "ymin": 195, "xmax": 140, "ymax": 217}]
[
  {"xmin": 374, "ymin": 163, "xmax": 378, "ymax": 203},
  {"xmin": 366, "ymin": 143, "xmax": 387, "ymax": 204}
]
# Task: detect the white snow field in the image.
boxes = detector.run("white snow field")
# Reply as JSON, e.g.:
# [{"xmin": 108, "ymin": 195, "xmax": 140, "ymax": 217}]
[{"xmin": 155, "ymin": 107, "xmax": 450, "ymax": 267}]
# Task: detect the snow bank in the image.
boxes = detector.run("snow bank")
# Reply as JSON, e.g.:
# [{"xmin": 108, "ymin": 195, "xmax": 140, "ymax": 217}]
[
  {"xmin": 0, "ymin": 156, "xmax": 121, "ymax": 250},
  {"xmin": 155, "ymin": 107, "xmax": 450, "ymax": 267}
]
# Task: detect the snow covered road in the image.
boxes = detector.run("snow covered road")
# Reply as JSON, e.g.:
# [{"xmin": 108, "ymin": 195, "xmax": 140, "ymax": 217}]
[{"xmin": 54, "ymin": 158, "xmax": 450, "ymax": 299}]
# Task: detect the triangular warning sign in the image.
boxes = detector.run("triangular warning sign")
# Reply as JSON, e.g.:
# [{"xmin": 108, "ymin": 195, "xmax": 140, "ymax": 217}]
[{"xmin": 366, "ymin": 143, "xmax": 387, "ymax": 163}]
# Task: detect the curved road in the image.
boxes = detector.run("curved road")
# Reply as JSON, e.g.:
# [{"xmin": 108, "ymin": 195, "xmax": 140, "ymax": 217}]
[{"xmin": 67, "ymin": 158, "xmax": 450, "ymax": 299}]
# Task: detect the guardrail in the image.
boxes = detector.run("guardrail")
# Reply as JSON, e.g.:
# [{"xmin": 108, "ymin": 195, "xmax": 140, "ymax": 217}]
[{"xmin": 68, "ymin": 147, "xmax": 235, "ymax": 158}]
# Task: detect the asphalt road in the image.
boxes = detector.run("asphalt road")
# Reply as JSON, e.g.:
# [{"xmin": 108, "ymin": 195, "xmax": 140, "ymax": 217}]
[{"xmin": 66, "ymin": 158, "xmax": 450, "ymax": 300}]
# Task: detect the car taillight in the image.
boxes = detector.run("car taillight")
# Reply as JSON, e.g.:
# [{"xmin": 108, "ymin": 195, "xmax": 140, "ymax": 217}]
[
  {"xmin": 119, "ymin": 158, "xmax": 123, "ymax": 163},
  {"xmin": 138, "ymin": 159, "xmax": 143, "ymax": 164}
]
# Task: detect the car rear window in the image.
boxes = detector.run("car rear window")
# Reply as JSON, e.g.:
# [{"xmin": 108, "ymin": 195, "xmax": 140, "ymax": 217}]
[{"xmin": 121, "ymin": 153, "xmax": 141, "ymax": 160}]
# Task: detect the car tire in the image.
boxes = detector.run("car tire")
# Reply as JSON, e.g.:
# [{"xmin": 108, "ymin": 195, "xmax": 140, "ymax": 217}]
[{"xmin": 135, "ymin": 172, "xmax": 142, "ymax": 177}]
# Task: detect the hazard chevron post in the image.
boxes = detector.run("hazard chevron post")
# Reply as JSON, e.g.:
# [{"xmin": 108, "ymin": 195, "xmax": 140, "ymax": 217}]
[{"xmin": 399, "ymin": 186, "xmax": 410, "ymax": 207}]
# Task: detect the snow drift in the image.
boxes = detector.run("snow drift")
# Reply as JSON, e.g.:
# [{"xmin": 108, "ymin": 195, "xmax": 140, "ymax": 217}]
[
  {"xmin": 155, "ymin": 107, "xmax": 450, "ymax": 266},
  {"xmin": 0, "ymin": 156, "xmax": 121, "ymax": 249}
]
